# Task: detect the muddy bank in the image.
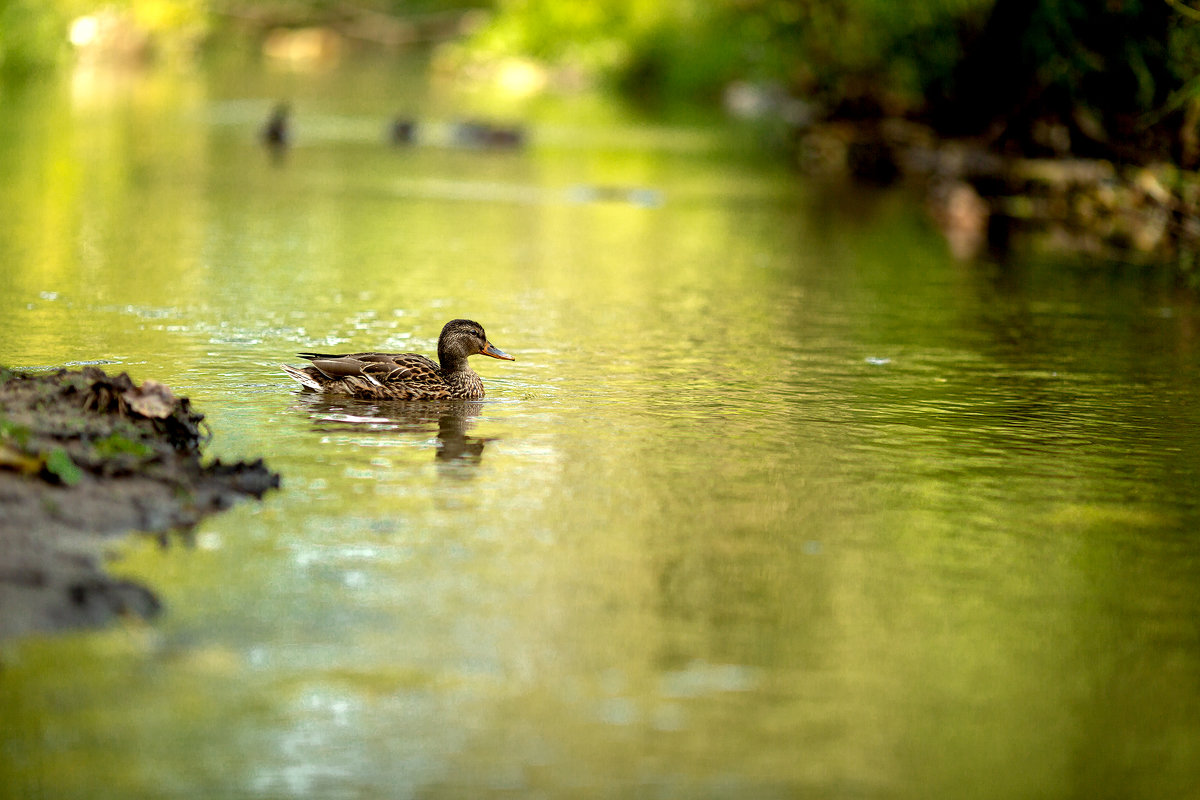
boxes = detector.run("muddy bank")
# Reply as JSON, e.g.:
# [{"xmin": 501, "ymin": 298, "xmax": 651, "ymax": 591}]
[
  {"xmin": 797, "ymin": 118, "xmax": 1200, "ymax": 272},
  {"xmin": 0, "ymin": 366, "xmax": 279, "ymax": 640}
]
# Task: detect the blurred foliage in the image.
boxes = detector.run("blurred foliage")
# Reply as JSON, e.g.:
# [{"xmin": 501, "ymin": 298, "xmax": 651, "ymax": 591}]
[
  {"xmin": 205, "ymin": 0, "xmax": 488, "ymax": 15},
  {"xmin": 448, "ymin": 0, "xmax": 998, "ymax": 106},
  {"xmin": 0, "ymin": 0, "xmax": 484, "ymax": 80},
  {"xmin": 449, "ymin": 0, "xmax": 686, "ymax": 91},
  {"xmin": 930, "ymin": 0, "xmax": 1200, "ymax": 160},
  {"xmin": 455, "ymin": 0, "xmax": 1200, "ymax": 160},
  {"xmin": 0, "ymin": 0, "xmax": 72, "ymax": 78},
  {"xmin": 0, "ymin": 0, "xmax": 208, "ymax": 78},
  {"xmin": 6, "ymin": 0, "xmax": 1200, "ymax": 161},
  {"xmin": 457, "ymin": 1, "xmax": 1200, "ymax": 112}
]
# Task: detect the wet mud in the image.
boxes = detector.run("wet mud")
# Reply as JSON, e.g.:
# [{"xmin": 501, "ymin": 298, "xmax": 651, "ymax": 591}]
[{"xmin": 0, "ymin": 367, "xmax": 279, "ymax": 640}]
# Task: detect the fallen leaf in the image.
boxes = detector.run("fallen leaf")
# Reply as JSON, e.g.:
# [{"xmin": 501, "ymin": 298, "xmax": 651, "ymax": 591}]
[
  {"xmin": 0, "ymin": 443, "xmax": 42, "ymax": 475},
  {"xmin": 124, "ymin": 379, "xmax": 176, "ymax": 419},
  {"xmin": 44, "ymin": 448, "xmax": 83, "ymax": 485}
]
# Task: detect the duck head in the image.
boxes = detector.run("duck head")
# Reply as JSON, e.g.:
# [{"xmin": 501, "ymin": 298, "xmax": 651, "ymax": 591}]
[{"xmin": 438, "ymin": 318, "xmax": 514, "ymax": 369}]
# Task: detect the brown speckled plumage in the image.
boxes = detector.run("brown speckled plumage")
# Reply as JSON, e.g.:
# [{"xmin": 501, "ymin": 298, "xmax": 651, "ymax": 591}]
[{"xmin": 281, "ymin": 319, "xmax": 514, "ymax": 400}]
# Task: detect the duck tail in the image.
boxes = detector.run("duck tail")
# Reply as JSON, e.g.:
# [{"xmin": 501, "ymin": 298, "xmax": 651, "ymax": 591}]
[{"xmin": 281, "ymin": 364, "xmax": 324, "ymax": 391}]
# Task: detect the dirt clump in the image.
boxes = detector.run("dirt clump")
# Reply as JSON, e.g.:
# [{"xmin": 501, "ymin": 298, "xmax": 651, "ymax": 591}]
[{"xmin": 0, "ymin": 366, "xmax": 279, "ymax": 640}]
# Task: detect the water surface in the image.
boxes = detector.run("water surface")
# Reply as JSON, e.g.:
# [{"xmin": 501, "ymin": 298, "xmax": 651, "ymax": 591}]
[{"xmin": 2, "ymin": 54, "xmax": 1200, "ymax": 799}]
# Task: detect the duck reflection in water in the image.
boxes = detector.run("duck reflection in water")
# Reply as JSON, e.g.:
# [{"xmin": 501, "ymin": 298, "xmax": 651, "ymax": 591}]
[{"xmin": 290, "ymin": 394, "xmax": 495, "ymax": 472}]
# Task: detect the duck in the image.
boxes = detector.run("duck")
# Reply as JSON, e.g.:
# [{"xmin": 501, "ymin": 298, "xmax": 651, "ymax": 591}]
[
  {"xmin": 450, "ymin": 119, "xmax": 525, "ymax": 149},
  {"xmin": 389, "ymin": 116, "xmax": 416, "ymax": 145},
  {"xmin": 281, "ymin": 319, "xmax": 514, "ymax": 400},
  {"xmin": 262, "ymin": 102, "xmax": 290, "ymax": 148}
]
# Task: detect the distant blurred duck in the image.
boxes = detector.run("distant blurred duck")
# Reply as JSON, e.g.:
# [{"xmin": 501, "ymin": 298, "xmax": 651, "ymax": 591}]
[
  {"xmin": 451, "ymin": 120, "xmax": 525, "ymax": 149},
  {"xmin": 389, "ymin": 116, "xmax": 416, "ymax": 145},
  {"xmin": 262, "ymin": 102, "xmax": 290, "ymax": 148},
  {"xmin": 281, "ymin": 319, "xmax": 514, "ymax": 400}
]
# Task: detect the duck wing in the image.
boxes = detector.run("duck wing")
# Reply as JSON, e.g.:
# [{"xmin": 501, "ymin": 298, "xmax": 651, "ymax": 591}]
[{"xmin": 300, "ymin": 352, "xmax": 443, "ymax": 385}]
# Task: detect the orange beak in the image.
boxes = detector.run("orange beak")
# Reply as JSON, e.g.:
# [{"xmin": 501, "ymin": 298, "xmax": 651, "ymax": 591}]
[{"xmin": 482, "ymin": 341, "xmax": 515, "ymax": 361}]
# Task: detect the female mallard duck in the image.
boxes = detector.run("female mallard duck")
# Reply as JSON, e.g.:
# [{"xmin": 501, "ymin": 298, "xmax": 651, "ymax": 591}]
[{"xmin": 281, "ymin": 319, "xmax": 514, "ymax": 400}]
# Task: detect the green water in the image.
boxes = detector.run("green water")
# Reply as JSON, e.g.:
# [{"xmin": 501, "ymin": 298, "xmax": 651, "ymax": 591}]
[{"xmin": 3, "ymin": 53, "xmax": 1200, "ymax": 800}]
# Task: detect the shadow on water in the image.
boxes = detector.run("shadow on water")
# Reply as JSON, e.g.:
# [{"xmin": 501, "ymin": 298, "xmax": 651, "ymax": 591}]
[{"xmin": 289, "ymin": 393, "xmax": 496, "ymax": 472}]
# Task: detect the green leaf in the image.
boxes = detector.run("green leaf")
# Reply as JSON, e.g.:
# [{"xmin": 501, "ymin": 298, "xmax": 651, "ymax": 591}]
[
  {"xmin": 0, "ymin": 417, "xmax": 31, "ymax": 446},
  {"xmin": 93, "ymin": 433, "xmax": 153, "ymax": 460},
  {"xmin": 44, "ymin": 448, "xmax": 82, "ymax": 486}
]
